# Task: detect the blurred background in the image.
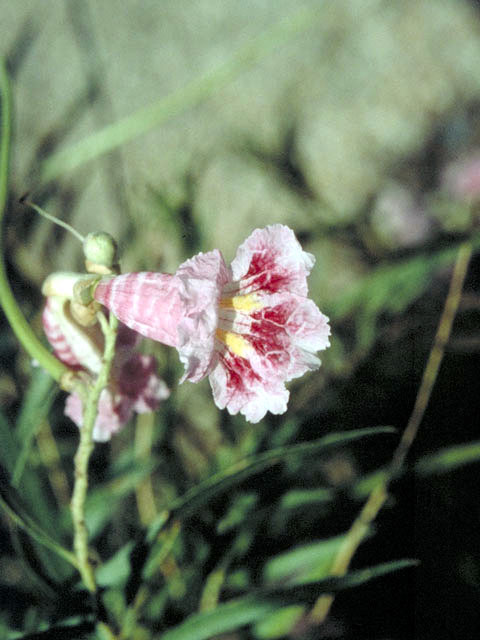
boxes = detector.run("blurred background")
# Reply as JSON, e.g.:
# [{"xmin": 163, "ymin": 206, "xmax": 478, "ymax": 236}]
[{"xmin": 1, "ymin": 1, "xmax": 480, "ymax": 638}]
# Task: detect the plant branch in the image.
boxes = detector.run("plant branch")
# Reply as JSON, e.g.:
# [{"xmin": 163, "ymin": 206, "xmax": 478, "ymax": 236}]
[
  {"xmin": 70, "ymin": 310, "xmax": 118, "ymax": 593},
  {"xmin": 308, "ymin": 241, "xmax": 473, "ymax": 625}
]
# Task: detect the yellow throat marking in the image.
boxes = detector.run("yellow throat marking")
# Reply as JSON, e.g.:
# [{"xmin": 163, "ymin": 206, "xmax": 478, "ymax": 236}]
[
  {"xmin": 216, "ymin": 329, "xmax": 250, "ymax": 357},
  {"xmin": 217, "ymin": 294, "xmax": 262, "ymax": 357},
  {"xmin": 219, "ymin": 293, "xmax": 263, "ymax": 313}
]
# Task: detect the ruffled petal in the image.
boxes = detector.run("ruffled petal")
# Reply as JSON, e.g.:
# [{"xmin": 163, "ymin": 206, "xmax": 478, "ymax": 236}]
[
  {"xmin": 209, "ymin": 354, "xmax": 289, "ymax": 423},
  {"xmin": 213, "ymin": 287, "xmax": 330, "ymax": 422},
  {"xmin": 175, "ymin": 249, "xmax": 231, "ymax": 382},
  {"xmin": 229, "ymin": 224, "xmax": 315, "ymax": 296},
  {"xmin": 94, "ymin": 272, "xmax": 184, "ymax": 347},
  {"xmin": 245, "ymin": 292, "xmax": 330, "ymax": 381},
  {"xmin": 210, "ymin": 223, "xmax": 331, "ymax": 423}
]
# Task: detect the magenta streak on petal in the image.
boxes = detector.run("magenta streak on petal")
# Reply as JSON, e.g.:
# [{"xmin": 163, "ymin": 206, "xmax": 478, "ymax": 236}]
[
  {"xmin": 42, "ymin": 300, "xmax": 83, "ymax": 369},
  {"xmin": 94, "ymin": 272, "xmax": 183, "ymax": 347},
  {"xmin": 240, "ymin": 250, "xmax": 293, "ymax": 294},
  {"xmin": 230, "ymin": 226, "xmax": 314, "ymax": 298},
  {"xmin": 220, "ymin": 351, "xmax": 261, "ymax": 405}
]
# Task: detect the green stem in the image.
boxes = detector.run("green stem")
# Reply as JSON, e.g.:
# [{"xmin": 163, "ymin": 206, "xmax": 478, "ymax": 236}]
[
  {"xmin": 0, "ymin": 60, "xmax": 69, "ymax": 385},
  {"xmin": 308, "ymin": 241, "xmax": 473, "ymax": 625},
  {"xmin": 70, "ymin": 310, "xmax": 118, "ymax": 593}
]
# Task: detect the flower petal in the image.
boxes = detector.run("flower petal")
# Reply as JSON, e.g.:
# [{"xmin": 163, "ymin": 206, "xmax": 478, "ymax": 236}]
[
  {"xmin": 209, "ymin": 353, "xmax": 289, "ymax": 423},
  {"xmin": 229, "ymin": 224, "xmax": 315, "ymax": 296},
  {"xmin": 42, "ymin": 297, "xmax": 103, "ymax": 372},
  {"xmin": 246, "ymin": 292, "xmax": 330, "ymax": 381},
  {"xmin": 175, "ymin": 249, "xmax": 231, "ymax": 382}
]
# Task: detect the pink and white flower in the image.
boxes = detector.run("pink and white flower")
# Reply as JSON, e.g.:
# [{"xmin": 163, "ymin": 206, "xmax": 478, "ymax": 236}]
[
  {"xmin": 42, "ymin": 296, "xmax": 169, "ymax": 441},
  {"xmin": 94, "ymin": 225, "xmax": 330, "ymax": 423},
  {"xmin": 441, "ymin": 151, "xmax": 480, "ymax": 202}
]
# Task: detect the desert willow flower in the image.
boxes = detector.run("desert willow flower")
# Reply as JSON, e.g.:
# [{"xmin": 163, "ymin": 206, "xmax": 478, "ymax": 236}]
[{"xmin": 94, "ymin": 225, "xmax": 330, "ymax": 423}]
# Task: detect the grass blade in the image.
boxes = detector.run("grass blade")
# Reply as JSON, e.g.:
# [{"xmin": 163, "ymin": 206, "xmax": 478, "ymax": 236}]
[
  {"xmin": 0, "ymin": 409, "xmax": 19, "ymax": 476},
  {"xmin": 416, "ymin": 440, "xmax": 480, "ymax": 475},
  {"xmin": 148, "ymin": 426, "xmax": 396, "ymax": 540},
  {"xmin": 0, "ymin": 478, "xmax": 77, "ymax": 569},
  {"xmin": 12, "ymin": 368, "xmax": 56, "ymax": 486},
  {"xmin": 157, "ymin": 560, "xmax": 417, "ymax": 640},
  {"xmin": 41, "ymin": 6, "xmax": 319, "ymax": 182}
]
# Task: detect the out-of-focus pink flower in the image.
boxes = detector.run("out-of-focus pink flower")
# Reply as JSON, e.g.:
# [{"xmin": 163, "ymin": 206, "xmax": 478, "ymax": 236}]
[
  {"xmin": 42, "ymin": 297, "xmax": 169, "ymax": 442},
  {"xmin": 94, "ymin": 225, "xmax": 330, "ymax": 423},
  {"xmin": 441, "ymin": 151, "xmax": 480, "ymax": 202}
]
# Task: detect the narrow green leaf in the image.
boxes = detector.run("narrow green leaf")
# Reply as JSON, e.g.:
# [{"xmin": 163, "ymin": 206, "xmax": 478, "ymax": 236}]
[
  {"xmin": 279, "ymin": 487, "xmax": 334, "ymax": 510},
  {"xmin": 0, "ymin": 482, "xmax": 77, "ymax": 569},
  {"xmin": 148, "ymin": 426, "xmax": 396, "ymax": 540},
  {"xmin": 0, "ymin": 61, "xmax": 68, "ymax": 384},
  {"xmin": 330, "ymin": 233, "xmax": 480, "ymax": 351},
  {"xmin": 156, "ymin": 560, "xmax": 417, "ymax": 640},
  {"xmin": 12, "ymin": 367, "xmax": 56, "ymax": 486},
  {"xmin": 0, "ymin": 409, "xmax": 18, "ymax": 475},
  {"xmin": 263, "ymin": 536, "xmax": 345, "ymax": 585},
  {"xmin": 254, "ymin": 605, "xmax": 305, "ymax": 639},
  {"xmin": 41, "ymin": 6, "xmax": 319, "ymax": 182},
  {"xmin": 217, "ymin": 493, "xmax": 258, "ymax": 535},
  {"xmin": 350, "ymin": 469, "xmax": 388, "ymax": 499},
  {"xmin": 6, "ymin": 620, "xmax": 93, "ymax": 639},
  {"xmin": 157, "ymin": 597, "xmax": 276, "ymax": 640},
  {"xmin": 1, "ymin": 407, "xmax": 66, "ymax": 548},
  {"xmin": 416, "ymin": 440, "xmax": 480, "ymax": 475},
  {"xmin": 96, "ymin": 542, "xmax": 135, "ymax": 588}
]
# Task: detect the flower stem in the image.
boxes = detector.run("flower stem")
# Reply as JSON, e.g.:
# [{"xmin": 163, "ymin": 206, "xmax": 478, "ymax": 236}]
[
  {"xmin": 70, "ymin": 310, "xmax": 118, "ymax": 592},
  {"xmin": 0, "ymin": 60, "xmax": 70, "ymax": 386},
  {"xmin": 308, "ymin": 241, "xmax": 473, "ymax": 625}
]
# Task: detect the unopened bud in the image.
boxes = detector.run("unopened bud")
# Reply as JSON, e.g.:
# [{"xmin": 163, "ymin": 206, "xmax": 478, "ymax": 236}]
[{"xmin": 83, "ymin": 232, "xmax": 119, "ymax": 274}]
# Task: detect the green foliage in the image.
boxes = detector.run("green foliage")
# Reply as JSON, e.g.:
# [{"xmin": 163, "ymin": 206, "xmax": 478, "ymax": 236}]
[
  {"xmin": 2, "ymin": 1, "xmax": 480, "ymax": 637},
  {"xmin": 263, "ymin": 536, "xmax": 345, "ymax": 585},
  {"xmin": 330, "ymin": 243, "xmax": 468, "ymax": 353},
  {"xmin": 12, "ymin": 368, "xmax": 56, "ymax": 487},
  {"xmin": 146, "ymin": 426, "xmax": 395, "ymax": 540},
  {"xmin": 417, "ymin": 441, "xmax": 480, "ymax": 476},
  {"xmin": 158, "ymin": 560, "xmax": 417, "ymax": 640}
]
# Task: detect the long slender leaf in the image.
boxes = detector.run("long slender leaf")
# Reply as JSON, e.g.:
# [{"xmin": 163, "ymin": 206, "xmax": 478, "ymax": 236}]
[
  {"xmin": 263, "ymin": 536, "xmax": 345, "ymax": 585},
  {"xmin": 0, "ymin": 408, "xmax": 63, "ymax": 542},
  {"xmin": 6, "ymin": 620, "xmax": 93, "ymax": 640},
  {"xmin": 148, "ymin": 426, "xmax": 396, "ymax": 541},
  {"xmin": 330, "ymin": 233, "xmax": 480, "ymax": 351},
  {"xmin": 254, "ymin": 604, "xmax": 305, "ymax": 639},
  {"xmin": 0, "ymin": 409, "xmax": 18, "ymax": 475},
  {"xmin": 13, "ymin": 367, "xmax": 57, "ymax": 486},
  {"xmin": 0, "ymin": 481, "xmax": 77, "ymax": 569},
  {"xmin": 41, "ymin": 6, "xmax": 319, "ymax": 182},
  {"xmin": 416, "ymin": 440, "xmax": 480, "ymax": 475},
  {"xmin": 85, "ymin": 458, "xmax": 156, "ymax": 538},
  {"xmin": 156, "ymin": 560, "xmax": 417, "ymax": 640}
]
